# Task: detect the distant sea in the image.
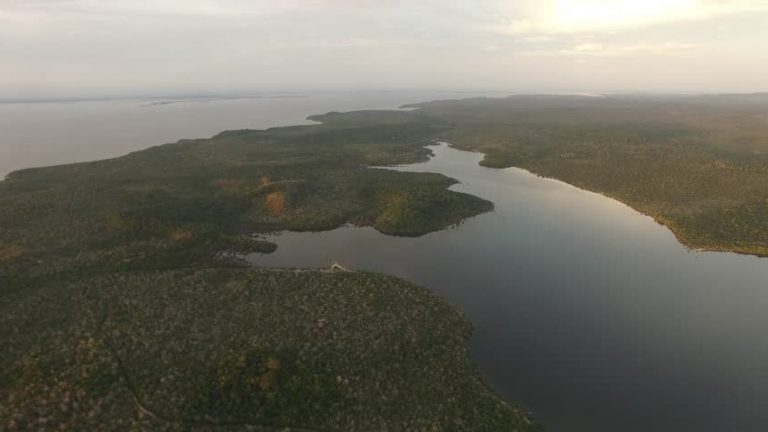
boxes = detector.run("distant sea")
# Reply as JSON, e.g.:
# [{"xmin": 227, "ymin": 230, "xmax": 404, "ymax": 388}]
[{"xmin": 0, "ymin": 91, "xmax": 507, "ymax": 179}]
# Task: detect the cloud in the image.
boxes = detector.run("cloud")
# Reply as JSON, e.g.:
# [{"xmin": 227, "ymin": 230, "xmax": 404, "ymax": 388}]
[
  {"xmin": 566, "ymin": 42, "xmax": 700, "ymax": 56},
  {"xmin": 0, "ymin": 0, "xmax": 403, "ymax": 18},
  {"xmin": 515, "ymin": 41, "xmax": 700, "ymax": 58},
  {"xmin": 492, "ymin": 0, "xmax": 768, "ymax": 35},
  {"xmin": 0, "ymin": 0, "xmax": 767, "ymax": 96}
]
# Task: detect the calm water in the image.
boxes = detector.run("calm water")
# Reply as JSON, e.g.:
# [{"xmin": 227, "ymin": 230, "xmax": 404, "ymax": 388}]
[
  {"xmin": 251, "ymin": 144, "xmax": 768, "ymax": 432},
  {"xmin": 3, "ymin": 94, "xmax": 767, "ymax": 431}
]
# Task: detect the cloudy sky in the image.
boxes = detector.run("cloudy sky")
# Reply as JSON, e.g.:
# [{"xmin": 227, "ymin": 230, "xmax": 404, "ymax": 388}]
[{"xmin": 1, "ymin": 0, "xmax": 767, "ymax": 98}]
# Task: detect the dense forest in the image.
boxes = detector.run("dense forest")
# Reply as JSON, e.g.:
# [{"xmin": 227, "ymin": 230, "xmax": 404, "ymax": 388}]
[
  {"xmin": 3, "ymin": 93, "xmax": 768, "ymax": 431},
  {"xmin": 0, "ymin": 109, "xmax": 530, "ymax": 431},
  {"xmin": 411, "ymin": 94, "xmax": 768, "ymax": 256},
  {"xmin": 2, "ymin": 268, "xmax": 536, "ymax": 431}
]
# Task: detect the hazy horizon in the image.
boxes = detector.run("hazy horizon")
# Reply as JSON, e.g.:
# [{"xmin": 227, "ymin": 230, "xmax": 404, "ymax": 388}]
[
  {"xmin": 3, "ymin": 89, "xmax": 768, "ymax": 105},
  {"xmin": 2, "ymin": 0, "xmax": 768, "ymax": 99}
]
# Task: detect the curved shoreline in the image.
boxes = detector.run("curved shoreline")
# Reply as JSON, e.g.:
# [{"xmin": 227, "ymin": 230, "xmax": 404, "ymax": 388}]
[
  {"xmin": 472, "ymin": 147, "xmax": 768, "ymax": 259},
  {"xmin": 492, "ymin": 164, "xmax": 768, "ymax": 259}
]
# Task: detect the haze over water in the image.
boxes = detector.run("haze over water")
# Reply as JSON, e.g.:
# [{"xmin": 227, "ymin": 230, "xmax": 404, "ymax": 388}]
[
  {"xmin": 0, "ymin": 91, "xmax": 498, "ymax": 178},
  {"xmin": 3, "ymin": 94, "xmax": 768, "ymax": 431}
]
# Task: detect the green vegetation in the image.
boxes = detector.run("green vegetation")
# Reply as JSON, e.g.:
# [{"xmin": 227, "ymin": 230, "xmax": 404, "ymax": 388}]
[
  {"xmin": 5, "ymin": 93, "xmax": 767, "ymax": 430},
  {"xmin": 0, "ymin": 110, "xmax": 491, "ymax": 292},
  {"xmin": 409, "ymin": 94, "xmax": 768, "ymax": 256},
  {"xmin": 0, "ymin": 110, "xmax": 530, "ymax": 431},
  {"xmin": 1, "ymin": 269, "xmax": 536, "ymax": 431}
]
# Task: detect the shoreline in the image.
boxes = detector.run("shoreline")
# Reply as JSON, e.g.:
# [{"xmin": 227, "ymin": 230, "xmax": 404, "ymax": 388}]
[{"xmin": 434, "ymin": 141, "xmax": 768, "ymax": 261}]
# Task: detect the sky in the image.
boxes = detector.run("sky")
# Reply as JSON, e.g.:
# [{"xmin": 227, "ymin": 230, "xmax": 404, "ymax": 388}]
[{"xmin": 1, "ymin": 0, "xmax": 767, "ymax": 98}]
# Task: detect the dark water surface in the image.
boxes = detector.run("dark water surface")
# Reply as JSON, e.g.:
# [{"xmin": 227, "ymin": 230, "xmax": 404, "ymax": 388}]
[{"xmin": 251, "ymin": 143, "xmax": 768, "ymax": 432}]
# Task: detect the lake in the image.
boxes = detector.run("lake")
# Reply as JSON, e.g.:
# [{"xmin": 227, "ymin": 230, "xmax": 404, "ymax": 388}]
[
  {"xmin": 3, "ymin": 93, "xmax": 767, "ymax": 431},
  {"xmin": 251, "ymin": 143, "xmax": 768, "ymax": 432}
]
